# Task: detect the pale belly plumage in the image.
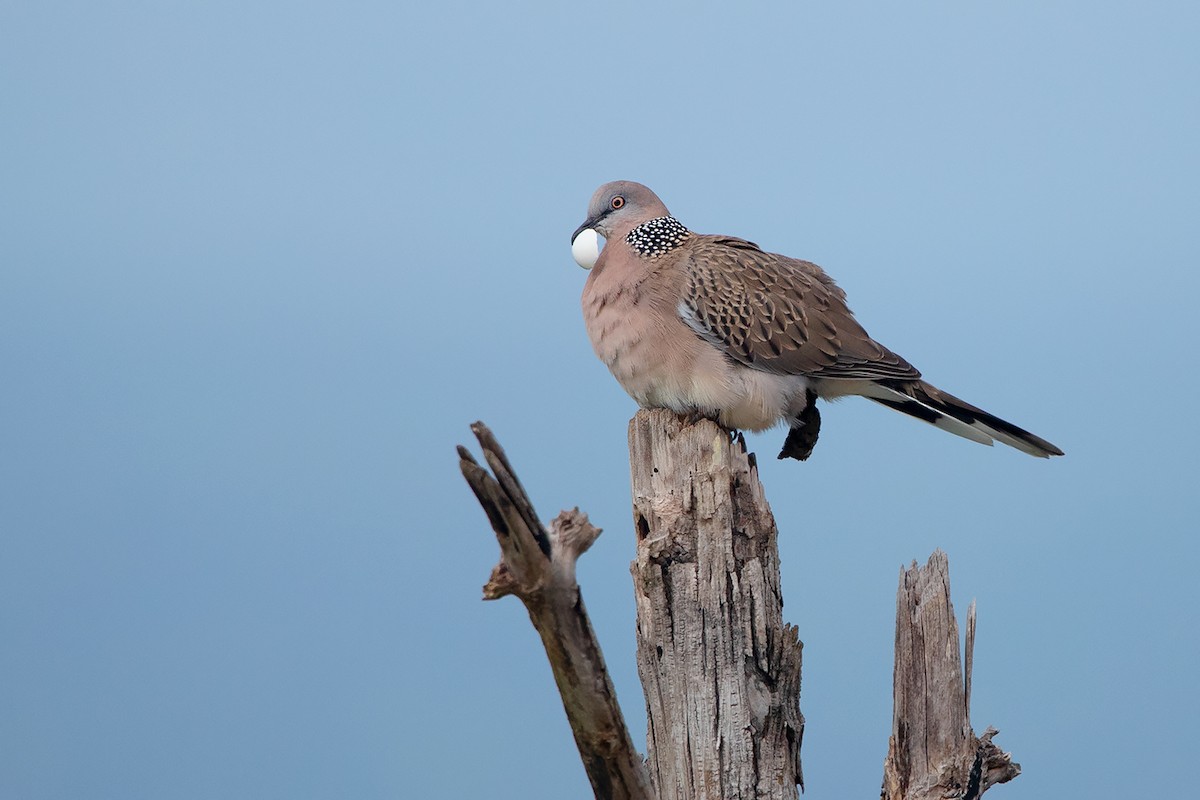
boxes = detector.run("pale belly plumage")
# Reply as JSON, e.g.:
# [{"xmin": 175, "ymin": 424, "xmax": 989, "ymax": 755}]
[{"xmin": 582, "ymin": 279, "xmax": 810, "ymax": 431}]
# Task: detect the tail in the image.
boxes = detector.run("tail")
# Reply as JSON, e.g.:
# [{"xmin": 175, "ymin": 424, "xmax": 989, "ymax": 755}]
[{"xmin": 861, "ymin": 379, "xmax": 1064, "ymax": 458}]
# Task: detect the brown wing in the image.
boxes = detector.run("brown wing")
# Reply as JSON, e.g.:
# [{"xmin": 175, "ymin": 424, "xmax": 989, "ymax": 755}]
[{"xmin": 678, "ymin": 235, "xmax": 921, "ymax": 380}]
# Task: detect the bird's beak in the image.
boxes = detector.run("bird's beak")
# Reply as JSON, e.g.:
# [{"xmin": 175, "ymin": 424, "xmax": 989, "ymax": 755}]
[{"xmin": 571, "ymin": 217, "xmax": 600, "ymax": 245}]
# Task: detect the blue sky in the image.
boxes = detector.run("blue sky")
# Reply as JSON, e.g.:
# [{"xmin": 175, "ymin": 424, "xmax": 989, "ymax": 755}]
[{"xmin": 2, "ymin": 3, "xmax": 1197, "ymax": 798}]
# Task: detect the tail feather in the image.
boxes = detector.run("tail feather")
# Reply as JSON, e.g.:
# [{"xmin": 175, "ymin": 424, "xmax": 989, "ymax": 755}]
[{"xmin": 864, "ymin": 380, "xmax": 1064, "ymax": 458}]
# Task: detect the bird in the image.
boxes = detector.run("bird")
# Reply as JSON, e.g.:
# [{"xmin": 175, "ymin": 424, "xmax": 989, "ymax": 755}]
[{"xmin": 570, "ymin": 180, "xmax": 1063, "ymax": 461}]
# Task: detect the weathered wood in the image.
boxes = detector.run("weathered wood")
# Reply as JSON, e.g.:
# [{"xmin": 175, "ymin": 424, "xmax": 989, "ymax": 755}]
[
  {"xmin": 459, "ymin": 422, "xmax": 652, "ymax": 800},
  {"xmin": 628, "ymin": 409, "xmax": 804, "ymax": 800},
  {"xmin": 462, "ymin": 416, "xmax": 1026, "ymax": 800},
  {"xmin": 882, "ymin": 551, "xmax": 1020, "ymax": 800}
]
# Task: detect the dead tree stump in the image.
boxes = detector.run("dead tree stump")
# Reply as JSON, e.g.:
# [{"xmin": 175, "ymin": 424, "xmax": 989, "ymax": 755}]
[
  {"xmin": 882, "ymin": 551, "xmax": 1021, "ymax": 800},
  {"xmin": 460, "ymin": 416, "xmax": 1021, "ymax": 800},
  {"xmin": 628, "ymin": 409, "xmax": 804, "ymax": 800}
]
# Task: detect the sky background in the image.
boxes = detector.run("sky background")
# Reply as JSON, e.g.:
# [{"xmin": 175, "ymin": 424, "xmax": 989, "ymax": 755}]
[{"xmin": 2, "ymin": 2, "xmax": 1197, "ymax": 798}]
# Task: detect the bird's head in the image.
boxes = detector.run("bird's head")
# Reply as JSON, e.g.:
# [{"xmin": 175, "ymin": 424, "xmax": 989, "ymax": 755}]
[{"xmin": 571, "ymin": 181, "xmax": 671, "ymax": 269}]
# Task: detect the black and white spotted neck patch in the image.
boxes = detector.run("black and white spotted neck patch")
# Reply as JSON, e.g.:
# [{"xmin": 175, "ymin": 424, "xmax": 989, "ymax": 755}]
[{"xmin": 626, "ymin": 216, "xmax": 690, "ymax": 258}]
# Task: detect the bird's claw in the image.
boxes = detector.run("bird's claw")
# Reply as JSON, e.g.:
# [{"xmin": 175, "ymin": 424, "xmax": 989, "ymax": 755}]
[{"xmin": 682, "ymin": 408, "xmax": 721, "ymax": 427}]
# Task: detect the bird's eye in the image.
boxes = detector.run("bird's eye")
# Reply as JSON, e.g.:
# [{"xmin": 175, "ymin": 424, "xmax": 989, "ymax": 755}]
[{"xmin": 610, "ymin": 196, "xmax": 625, "ymax": 210}]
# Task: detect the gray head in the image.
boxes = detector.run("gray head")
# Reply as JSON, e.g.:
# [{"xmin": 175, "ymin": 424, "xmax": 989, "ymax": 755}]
[{"xmin": 572, "ymin": 181, "xmax": 672, "ymax": 244}]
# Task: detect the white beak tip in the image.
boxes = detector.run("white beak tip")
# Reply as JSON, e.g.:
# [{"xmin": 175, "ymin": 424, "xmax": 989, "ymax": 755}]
[{"xmin": 571, "ymin": 227, "xmax": 602, "ymax": 270}]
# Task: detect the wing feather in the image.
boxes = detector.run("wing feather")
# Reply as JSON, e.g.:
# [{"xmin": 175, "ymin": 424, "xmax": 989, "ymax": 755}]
[{"xmin": 678, "ymin": 235, "xmax": 921, "ymax": 381}]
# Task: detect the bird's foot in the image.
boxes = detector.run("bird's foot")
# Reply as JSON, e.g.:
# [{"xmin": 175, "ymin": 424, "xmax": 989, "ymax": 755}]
[
  {"xmin": 682, "ymin": 408, "xmax": 722, "ymax": 427},
  {"xmin": 777, "ymin": 394, "xmax": 821, "ymax": 461},
  {"xmin": 680, "ymin": 408, "xmax": 740, "ymax": 443}
]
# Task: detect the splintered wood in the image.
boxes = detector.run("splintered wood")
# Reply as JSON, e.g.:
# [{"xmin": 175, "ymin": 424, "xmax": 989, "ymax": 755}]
[
  {"xmin": 628, "ymin": 409, "xmax": 804, "ymax": 800},
  {"xmin": 459, "ymin": 422, "xmax": 652, "ymax": 800},
  {"xmin": 882, "ymin": 551, "xmax": 1020, "ymax": 800},
  {"xmin": 462, "ymin": 414, "xmax": 1021, "ymax": 800}
]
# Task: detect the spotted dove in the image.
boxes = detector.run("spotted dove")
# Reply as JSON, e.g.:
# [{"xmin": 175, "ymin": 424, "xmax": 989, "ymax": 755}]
[{"xmin": 571, "ymin": 180, "xmax": 1063, "ymax": 460}]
